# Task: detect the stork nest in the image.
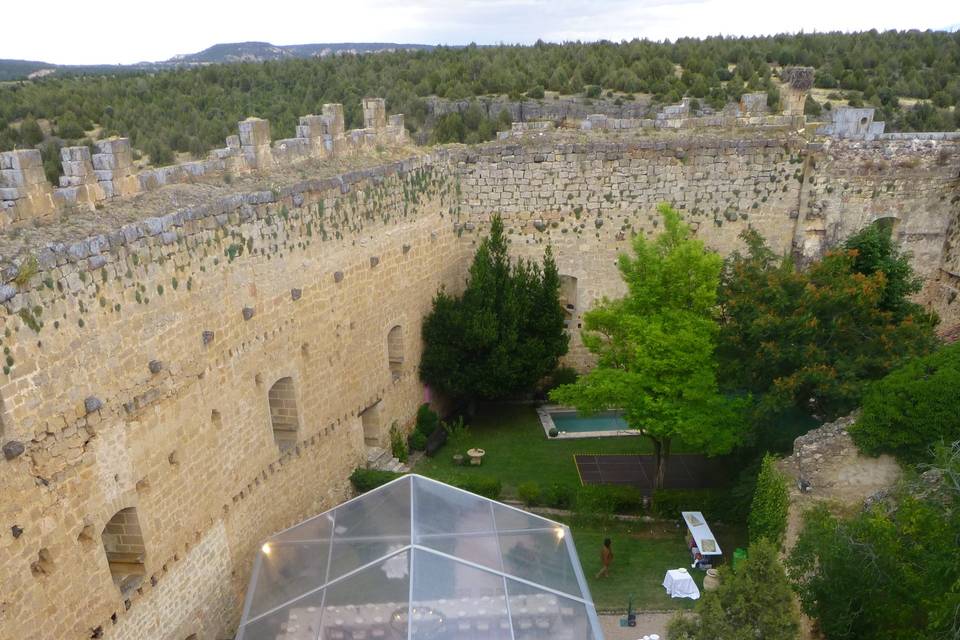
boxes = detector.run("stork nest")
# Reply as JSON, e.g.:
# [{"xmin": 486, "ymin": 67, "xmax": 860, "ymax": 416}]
[{"xmin": 781, "ymin": 66, "xmax": 815, "ymax": 91}]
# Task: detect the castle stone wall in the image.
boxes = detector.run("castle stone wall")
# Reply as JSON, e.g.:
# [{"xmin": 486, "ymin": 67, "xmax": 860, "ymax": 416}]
[
  {"xmin": 0, "ymin": 115, "xmax": 958, "ymax": 640},
  {"xmin": 0, "ymin": 153, "xmax": 465, "ymax": 640}
]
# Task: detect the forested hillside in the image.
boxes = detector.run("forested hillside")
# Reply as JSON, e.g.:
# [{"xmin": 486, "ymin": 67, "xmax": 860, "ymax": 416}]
[{"xmin": 1, "ymin": 30, "xmax": 958, "ymax": 180}]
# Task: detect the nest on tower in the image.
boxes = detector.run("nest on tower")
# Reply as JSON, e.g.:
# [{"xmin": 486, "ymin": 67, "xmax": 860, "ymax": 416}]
[{"xmin": 781, "ymin": 66, "xmax": 815, "ymax": 91}]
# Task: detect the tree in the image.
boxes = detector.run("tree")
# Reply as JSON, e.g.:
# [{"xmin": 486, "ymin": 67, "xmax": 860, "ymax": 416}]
[
  {"xmin": 718, "ymin": 228, "xmax": 938, "ymax": 421},
  {"xmin": 420, "ymin": 215, "xmax": 567, "ymax": 407},
  {"xmin": 748, "ymin": 454, "xmax": 789, "ymax": 545},
  {"xmin": 843, "ymin": 222, "xmax": 924, "ymax": 320},
  {"xmin": 788, "ymin": 446, "xmax": 960, "ymax": 640},
  {"xmin": 850, "ymin": 342, "xmax": 960, "ymax": 462},
  {"xmin": 551, "ymin": 204, "xmax": 744, "ymax": 489},
  {"xmin": 669, "ymin": 539, "xmax": 799, "ymax": 640}
]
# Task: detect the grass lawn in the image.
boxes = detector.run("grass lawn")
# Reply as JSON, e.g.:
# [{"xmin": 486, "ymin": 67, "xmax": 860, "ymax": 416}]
[
  {"xmin": 413, "ymin": 402, "xmax": 749, "ymax": 612},
  {"xmin": 566, "ymin": 517, "xmax": 748, "ymax": 613},
  {"xmin": 413, "ymin": 402, "xmax": 697, "ymax": 497}
]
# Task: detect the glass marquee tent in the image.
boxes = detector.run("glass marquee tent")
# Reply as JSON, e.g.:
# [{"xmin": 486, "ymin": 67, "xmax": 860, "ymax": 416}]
[{"xmin": 236, "ymin": 474, "xmax": 603, "ymax": 640}]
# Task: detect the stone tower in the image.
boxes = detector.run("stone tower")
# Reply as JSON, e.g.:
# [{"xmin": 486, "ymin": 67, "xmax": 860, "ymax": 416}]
[{"xmin": 781, "ymin": 66, "xmax": 814, "ymax": 116}]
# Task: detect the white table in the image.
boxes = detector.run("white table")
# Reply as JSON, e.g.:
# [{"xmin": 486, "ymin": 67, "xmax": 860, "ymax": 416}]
[
  {"xmin": 662, "ymin": 568, "xmax": 700, "ymax": 600},
  {"xmin": 681, "ymin": 511, "xmax": 722, "ymax": 558}
]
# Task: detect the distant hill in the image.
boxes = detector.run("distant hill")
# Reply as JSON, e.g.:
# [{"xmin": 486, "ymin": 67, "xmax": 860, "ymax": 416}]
[
  {"xmin": 0, "ymin": 41, "xmax": 433, "ymax": 81},
  {"xmin": 170, "ymin": 41, "xmax": 433, "ymax": 64}
]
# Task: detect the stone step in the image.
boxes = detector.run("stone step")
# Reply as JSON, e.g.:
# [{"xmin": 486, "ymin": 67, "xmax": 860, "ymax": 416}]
[{"xmin": 365, "ymin": 446, "xmax": 386, "ymax": 464}]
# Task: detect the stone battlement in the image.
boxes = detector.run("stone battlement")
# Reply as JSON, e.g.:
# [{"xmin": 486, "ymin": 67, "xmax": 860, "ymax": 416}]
[{"xmin": 0, "ymin": 97, "xmax": 406, "ymax": 229}]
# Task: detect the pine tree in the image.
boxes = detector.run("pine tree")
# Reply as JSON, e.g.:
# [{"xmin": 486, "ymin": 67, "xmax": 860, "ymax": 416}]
[{"xmin": 420, "ymin": 215, "xmax": 568, "ymax": 407}]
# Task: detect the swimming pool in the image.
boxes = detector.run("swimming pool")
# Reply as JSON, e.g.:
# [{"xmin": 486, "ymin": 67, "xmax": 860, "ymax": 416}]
[{"xmin": 537, "ymin": 405, "xmax": 639, "ymax": 439}]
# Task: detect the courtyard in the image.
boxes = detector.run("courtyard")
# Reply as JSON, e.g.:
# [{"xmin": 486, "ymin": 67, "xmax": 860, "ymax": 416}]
[{"xmin": 412, "ymin": 403, "xmax": 748, "ymax": 614}]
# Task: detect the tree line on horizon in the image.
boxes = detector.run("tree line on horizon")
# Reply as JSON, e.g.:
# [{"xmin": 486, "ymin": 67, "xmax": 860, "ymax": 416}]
[{"xmin": 1, "ymin": 30, "xmax": 959, "ymax": 183}]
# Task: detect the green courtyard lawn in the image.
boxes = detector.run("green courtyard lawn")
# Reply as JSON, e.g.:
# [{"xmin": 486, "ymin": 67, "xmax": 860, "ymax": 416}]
[
  {"xmin": 567, "ymin": 517, "xmax": 748, "ymax": 612},
  {"xmin": 412, "ymin": 402, "xmax": 749, "ymax": 613},
  {"xmin": 413, "ymin": 402, "xmax": 697, "ymax": 498}
]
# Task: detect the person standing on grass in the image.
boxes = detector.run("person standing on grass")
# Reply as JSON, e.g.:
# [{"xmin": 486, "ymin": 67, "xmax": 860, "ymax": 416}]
[{"xmin": 596, "ymin": 538, "xmax": 613, "ymax": 578}]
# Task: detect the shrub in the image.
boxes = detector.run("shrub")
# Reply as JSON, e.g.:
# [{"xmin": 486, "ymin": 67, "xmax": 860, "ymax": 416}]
[
  {"xmin": 584, "ymin": 84, "xmax": 602, "ymax": 98},
  {"xmin": 349, "ymin": 467, "xmax": 404, "ymax": 493},
  {"xmin": 414, "ymin": 403, "xmax": 440, "ymax": 437},
  {"xmin": 652, "ymin": 488, "xmax": 733, "ymax": 522},
  {"xmin": 541, "ymin": 483, "xmax": 575, "ymax": 509},
  {"xmin": 748, "ymin": 454, "xmax": 789, "ymax": 545},
  {"xmin": 548, "ymin": 428, "xmax": 559, "ymax": 438},
  {"xmin": 526, "ymin": 85, "xmax": 545, "ymax": 99},
  {"xmin": 408, "ymin": 430, "xmax": 427, "ymax": 451},
  {"xmin": 517, "ymin": 481, "xmax": 542, "ymax": 506},
  {"xmin": 851, "ymin": 342, "xmax": 960, "ymax": 462},
  {"xmin": 576, "ymin": 484, "xmax": 645, "ymax": 516},
  {"xmin": 442, "ymin": 416, "xmax": 470, "ymax": 452},
  {"xmin": 451, "ymin": 475, "xmax": 502, "ymax": 499},
  {"xmin": 389, "ymin": 422, "xmax": 409, "ymax": 463}
]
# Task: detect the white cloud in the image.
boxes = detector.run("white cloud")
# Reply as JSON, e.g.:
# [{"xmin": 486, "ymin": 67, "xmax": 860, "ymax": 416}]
[{"xmin": 1, "ymin": 0, "xmax": 956, "ymax": 65}]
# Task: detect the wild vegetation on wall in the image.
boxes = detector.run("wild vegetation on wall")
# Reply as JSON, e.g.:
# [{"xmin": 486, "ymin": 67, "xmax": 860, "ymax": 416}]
[{"xmin": 1, "ymin": 30, "xmax": 958, "ymax": 171}]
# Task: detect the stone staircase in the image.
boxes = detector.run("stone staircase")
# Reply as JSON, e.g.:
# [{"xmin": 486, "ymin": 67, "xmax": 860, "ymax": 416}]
[{"xmin": 366, "ymin": 446, "xmax": 410, "ymax": 473}]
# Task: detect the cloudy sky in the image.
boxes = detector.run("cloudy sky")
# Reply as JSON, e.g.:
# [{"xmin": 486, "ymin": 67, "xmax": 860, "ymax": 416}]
[{"xmin": 4, "ymin": 0, "xmax": 957, "ymax": 65}]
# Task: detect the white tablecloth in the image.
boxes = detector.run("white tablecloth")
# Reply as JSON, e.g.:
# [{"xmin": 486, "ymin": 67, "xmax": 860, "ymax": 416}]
[{"xmin": 662, "ymin": 569, "xmax": 700, "ymax": 600}]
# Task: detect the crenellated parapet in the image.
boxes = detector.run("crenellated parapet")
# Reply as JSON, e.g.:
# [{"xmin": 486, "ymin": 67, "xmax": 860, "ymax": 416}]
[{"xmin": 0, "ymin": 98, "xmax": 407, "ymax": 229}]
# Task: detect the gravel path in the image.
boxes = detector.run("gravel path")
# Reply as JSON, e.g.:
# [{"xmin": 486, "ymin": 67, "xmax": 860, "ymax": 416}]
[{"xmin": 599, "ymin": 612, "xmax": 679, "ymax": 639}]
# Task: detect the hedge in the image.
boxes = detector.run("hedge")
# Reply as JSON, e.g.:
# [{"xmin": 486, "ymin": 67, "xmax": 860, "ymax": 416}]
[
  {"xmin": 576, "ymin": 484, "xmax": 645, "ymax": 516},
  {"xmin": 349, "ymin": 467, "xmax": 405, "ymax": 493},
  {"xmin": 748, "ymin": 454, "xmax": 789, "ymax": 545},
  {"xmin": 450, "ymin": 475, "xmax": 502, "ymax": 500},
  {"xmin": 651, "ymin": 488, "xmax": 737, "ymax": 522}
]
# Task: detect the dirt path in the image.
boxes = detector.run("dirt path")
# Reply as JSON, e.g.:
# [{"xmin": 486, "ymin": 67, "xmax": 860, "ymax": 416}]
[{"xmin": 599, "ymin": 612, "xmax": 680, "ymax": 639}]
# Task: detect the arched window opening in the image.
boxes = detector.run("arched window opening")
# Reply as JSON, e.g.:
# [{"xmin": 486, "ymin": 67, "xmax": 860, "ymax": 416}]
[
  {"xmin": 269, "ymin": 377, "xmax": 299, "ymax": 452},
  {"xmin": 102, "ymin": 507, "xmax": 146, "ymax": 596},
  {"xmin": 387, "ymin": 325, "xmax": 404, "ymax": 381},
  {"xmin": 874, "ymin": 215, "xmax": 900, "ymax": 237}
]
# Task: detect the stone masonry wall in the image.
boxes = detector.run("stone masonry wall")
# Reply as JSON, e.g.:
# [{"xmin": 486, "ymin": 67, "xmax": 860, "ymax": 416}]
[
  {"xmin": 0, "ymin": 117, "xmax": 957, "ymax": 640},
  {"xmin": 455, "ymin": 135, "xmax": 808, "ymax": 367},
  {"xmin": 0, "ymin": 154, "xmax": 467, "ymax": 640},
  {"xmin": 455, "ymin": 134, "xmax": 960, "ymax": 366}
]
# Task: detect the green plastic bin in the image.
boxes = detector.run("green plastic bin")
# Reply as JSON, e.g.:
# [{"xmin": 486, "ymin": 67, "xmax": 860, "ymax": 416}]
[{"xmin": 732, "ymin": 547, "xmax": 747, "ymax": 570}]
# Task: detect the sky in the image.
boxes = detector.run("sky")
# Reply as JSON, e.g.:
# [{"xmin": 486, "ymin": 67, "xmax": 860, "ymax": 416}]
[{"xmin": 2, "ymin": 0, "xmax": 957, "ymax": 65}]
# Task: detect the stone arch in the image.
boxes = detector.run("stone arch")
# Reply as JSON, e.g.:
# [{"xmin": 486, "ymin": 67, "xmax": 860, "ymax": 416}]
[
  {"xmin": 101, "ymin": 507, "xmax": 146, "ymax": 596},
  {"xmin": 268, "ymin": 377, "xmax": 299, "ymax": 452},
  {"xmin": 387, "ymin": 325, "xmax": 404, "ymax": 380},
  {"xmin": 871, "ymin": 214, "xmax": 901, "ymax": 238}
]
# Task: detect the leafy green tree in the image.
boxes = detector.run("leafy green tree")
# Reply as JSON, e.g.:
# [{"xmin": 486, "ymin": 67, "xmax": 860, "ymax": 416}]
[
  {"xmin": 748, "ymin": 454, "xmax": 789, "ymax": 545},
  {"xmin": 850, "ymin": 342, "xmax": 960, "ymax": 462},
  {"xmin": 788, "ymin": 446, "xmax": 960, "ymax": 640},
  {"xmin": 718, "ymin": 228, "xmax": 938, "ymax": 421},
  {"xmin": 669, "ymin": 539, "xmax": 799, "ymax": 640},
  {"xmin": 551, "ymin": 204, "xmax": 744, "ymax": 488},
  {"xmin": 843, "ymin": 222, "xmax": 924, "ymax": 320},
  {"xmin": 420, "ymin": 215, "xmax": 567, "ymax": 407}
]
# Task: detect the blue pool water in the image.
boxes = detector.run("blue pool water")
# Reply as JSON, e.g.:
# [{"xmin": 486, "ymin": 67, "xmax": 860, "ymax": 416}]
[{"xmin": 550, "ymin": 410, "xmax": 629, "ymax": 432}]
